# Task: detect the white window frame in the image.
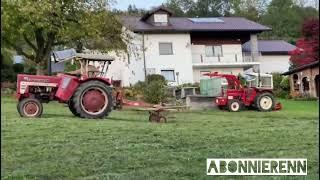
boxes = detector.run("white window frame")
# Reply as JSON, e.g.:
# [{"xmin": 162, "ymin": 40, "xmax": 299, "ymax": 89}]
[
  {"xmin": 159, "ymin": 42, "xmax": 173, "ymax": 55},
  {"xmin": 161, "ymin": 69, "xmax": 175, "ymax": 82},
  {"xmin": 154, "ymin": 14, "xmax": 168, "ymax": 23}
]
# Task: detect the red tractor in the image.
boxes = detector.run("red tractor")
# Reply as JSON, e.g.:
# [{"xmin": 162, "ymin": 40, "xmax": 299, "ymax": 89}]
[
  {"xmin": 16, "ymin": 52, "xmax": 115, "ymax": 119},
  {"xmin": 204, "ymin": 72, "xmax": 281, "ymax": 112}
]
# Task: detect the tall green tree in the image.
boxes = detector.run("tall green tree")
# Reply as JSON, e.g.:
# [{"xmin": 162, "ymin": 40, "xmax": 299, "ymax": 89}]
[
  {"xmin": 2, "ymin": 0, "xmax": 125, "ymax": 75},
  {"xmin": 260, "ymin": 0, "xmax": 318, "ymax": 42},
  {"xmin": 230, "ymin": 0, "xmax": 268, "ymax": 22},
  {"xmin": 165, "ymin": 0, "xmax": 232, "ymax": 17}
]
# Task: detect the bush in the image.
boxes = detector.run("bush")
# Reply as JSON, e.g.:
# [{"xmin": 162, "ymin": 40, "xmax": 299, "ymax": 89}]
[
  {"xmin": 144, "ymin": 80, "xmax": 167, "ymax": 104},
  {"xmin": 133, "ymin": 81, "xmax": 146, "ymax": 93},
  {"xmin": 280, "ymin": 76, "xmax": 290, "ymax": 91},
  {"xmin": 25, "ymin": 66, "xmax": 37, "ymax": 75},
  {"xmin": 129, "ymin": 74, "xmax": 168, "ymax": 104},
  {"xmin": 272, "ymin": 73, "xmax": 283, "ymax": 90},
  {"xmin": 1, "ymin": 63, "xmax": 16, "ymax": 82},
  {"xmin": 12, "ymin": 63, "xmax": 24, "ymax": 74},
  {"xmin": 1, "ymin": 87, "xmax": 15, "ymax": 95},
  {"xmin": 146, "ymin": 74, "xmax": 166, "ymax": 84},
  {"xmin": 272, "ymin": 73, "xmax": 290, "ymax": 98}
]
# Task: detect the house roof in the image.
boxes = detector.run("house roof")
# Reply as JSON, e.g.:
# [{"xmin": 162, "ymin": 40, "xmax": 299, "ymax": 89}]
[
  {"xmin": 242, "ymin": 40, "xmax": 297, "ymax": 54},
  {"xmin": 282, "ymin": 61, "xmax": 319, "ymax": 75},
  {"xmin": 121, "ymin": 16, "xmax": 271, "ymax": 33}
]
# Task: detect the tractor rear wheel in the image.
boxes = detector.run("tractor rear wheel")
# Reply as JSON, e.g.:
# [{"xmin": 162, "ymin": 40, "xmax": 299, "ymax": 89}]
[
  {"xmin": 72, "ymin": 80, "xmax": 113, "ymax": 119},
  {"xmin": 255, "ymin": 92, "xmax": 275, "ymax": 111},
  {"xmin": 227, "ymin": 99, "xmax": 242, "ymax": 112},
  {"xmin": 17, "ymin": 97, "xmax": 43, "ymax": 118},
  {"xmin": 68, "ymin": 99, "xmax": 80, "ymax": 117}
]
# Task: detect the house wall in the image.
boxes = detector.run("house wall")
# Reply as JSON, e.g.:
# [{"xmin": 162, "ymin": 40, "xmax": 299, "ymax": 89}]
[
  {"xmin": 259, "ymin": 55, "xmax": 290, "ymax": 73},
  {"xmin": 193, "ymin": 67, "xmax": 243, "ymax": 83},
  {"xmin": 288, "ymin": 66, "xmax": 319, "ymax": 98},
  {"xmin": 104, "ymin": 51, "xmax": 131, "ymax": 87},
  {"xmin": 142, "ymin": 33, "xmax": 194, "ymax": 85},
  {"xmin": 191, "ymin": 44, "xmax": 243, "ymax": 63}
]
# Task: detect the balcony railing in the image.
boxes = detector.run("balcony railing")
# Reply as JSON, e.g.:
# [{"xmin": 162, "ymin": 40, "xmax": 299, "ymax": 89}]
[{"xmin": 192, "ymin": 52, "xmax": 262, "ymax": 64}]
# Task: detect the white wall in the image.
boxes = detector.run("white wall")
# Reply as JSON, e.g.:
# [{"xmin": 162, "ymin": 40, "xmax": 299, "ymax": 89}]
[
  {"xmin": 193, "ymin": 67, "xmax": 243, "ymax": 83},
  {"xmin": 141, "ymin": 33, "xmax": 194, "ymax": 86},
  {"xmin": 191, "ymin": 44, "xmax": 243, "ymax": 63},
  {"xmin": 104, "ymin": 51, "xmax": 131, "ymax": 87},
  {"xmin": 259, "ymin": 55, "xmax": 290, "ymax": 73}
]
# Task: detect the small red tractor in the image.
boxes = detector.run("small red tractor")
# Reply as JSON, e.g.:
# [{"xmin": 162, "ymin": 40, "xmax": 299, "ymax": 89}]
[
  {"xmin": 204, "ymin": 72, "xmax": 282, "ymax": 112},
  {"xmin": 16, "ymin": 51, "xmax": 115, "ymax": 119}
]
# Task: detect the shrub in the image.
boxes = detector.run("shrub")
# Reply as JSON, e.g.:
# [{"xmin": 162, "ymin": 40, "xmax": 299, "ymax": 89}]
[
  {"xmin": 133, "ymin": 81, "xmax": 146, "ymax": 93},
  {"xmin": 1, "ymin": 63, "xmax": 15, "ymax": 82},
  {"xmin": 272, "ymin": 73, "xmax": 290, "ymax": 98},
  {"xmin": 280, "ymin": 76, "xmax": 290, "ymax": 91},
  {"xmin": 144, "ymin": 80, "xmax": 167, "ymax": 104},
  {"xmin": 25, "ymin": 66, "xmax": 37, "ymax": 75},
  {"xmin": 146, "ymin": 74, "xmax": 166, "ymax": 84},
  {"xmin": 272, "ymin": 73, "xmax": 283, "ymax": 90},
  {"xmin": 12, "ymin": 63, "xmax": 24, "ymax": 73},
  {"xmin": 128, "ymin": 74, "xmax": 168, "ymax": 103},
  {"xmin": 1, "ymin": 87, "xmax": 15, "ymax": 95}
]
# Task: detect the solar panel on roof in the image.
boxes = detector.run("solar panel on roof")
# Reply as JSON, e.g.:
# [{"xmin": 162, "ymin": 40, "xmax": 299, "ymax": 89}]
[{"xmin": 188, "ymin": 18, "xmax": 224, "ymax": 23}]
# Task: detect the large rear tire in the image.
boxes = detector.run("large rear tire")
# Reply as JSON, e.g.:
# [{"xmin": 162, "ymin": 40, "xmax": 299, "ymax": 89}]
[
  {"xmin": 72, "ymin": 80, "xmax": 113, "ymax": 119},
  {"xmin": 17, "ymin": 97, "xmax": 43, "ymax": 118},
  {"xmin": 68, "ymin": 99, "xmax": 80, "ymax": 117},
  {"xmin": 255, "ymin": 92, "xmax": 275, "ymax": 111}
]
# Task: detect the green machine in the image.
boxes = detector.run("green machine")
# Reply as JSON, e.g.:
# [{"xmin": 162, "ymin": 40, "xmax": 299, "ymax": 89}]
[{"xmin": 200, "ymin": 77, "xmax": 228, "ymax": 96}]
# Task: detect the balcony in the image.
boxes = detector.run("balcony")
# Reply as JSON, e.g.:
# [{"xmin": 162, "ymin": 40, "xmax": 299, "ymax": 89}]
[{"xmin": 192, "ymin": 52, "xmax": 261, "ymax": 69}]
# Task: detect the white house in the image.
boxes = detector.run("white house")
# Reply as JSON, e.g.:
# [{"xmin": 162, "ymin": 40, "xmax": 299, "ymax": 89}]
[
  {"xmin": 108, "ymin": 6, "xmax": 287, "ymax": 86},
  {"xmin": 242, "ymin": 40, "xmax": 297, "ymax": 74}
]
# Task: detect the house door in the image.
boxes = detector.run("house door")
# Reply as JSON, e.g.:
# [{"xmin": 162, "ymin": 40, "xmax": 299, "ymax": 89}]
[{"xmin": 315, "ymin": 75, "xmax": 319, "ymax": 97}]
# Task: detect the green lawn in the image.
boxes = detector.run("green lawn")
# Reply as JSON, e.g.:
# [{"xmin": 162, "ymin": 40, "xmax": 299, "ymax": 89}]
[{"xmin": 1, "ymin": 96, "xmax": 319, "ymax": 179}]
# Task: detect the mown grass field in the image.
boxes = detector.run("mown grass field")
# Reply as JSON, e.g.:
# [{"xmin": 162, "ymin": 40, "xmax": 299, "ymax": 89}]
[{"xmin": 1, "ymin": 96, "xmax": 319, "ymax": 179}]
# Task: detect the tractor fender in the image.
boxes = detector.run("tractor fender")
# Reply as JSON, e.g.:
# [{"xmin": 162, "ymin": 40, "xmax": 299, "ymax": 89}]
[
  {"xmin": 256, "ymin": 89, "xmax": 274, "ymax": 95},
  {"xmin": 80, "ymin": 77, "xmax": 112, "ymax": 87}
]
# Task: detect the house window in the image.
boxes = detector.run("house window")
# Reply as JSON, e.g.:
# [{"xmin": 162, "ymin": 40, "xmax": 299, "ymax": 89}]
[
  {"xmin": 154, "ymin": 14, "xmax": 168, "ymax": 23},
  {"xmin": 161, "ymin": 70, "xmax": 175, "ymax": 81},
  {"xmin": 205, "ymin": 45, "xmax": 223, "ymax": 57},
  {"xmin": 302, "ymin": 77, "xmax": 310, "ymax": 91},
  {"xmin": 159, "ymin": 43, "xmax": 173, "ymax": 55}
]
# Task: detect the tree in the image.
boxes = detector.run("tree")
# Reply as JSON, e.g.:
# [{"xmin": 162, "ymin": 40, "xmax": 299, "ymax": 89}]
[
  {"xmin": 259, "ymin": 0, "xmax": 318, "ymax": 41},
  {"xmin": 12, "ymin": 63, "xmax": 24, "ymax": 74},
  {"xmin": 165, "ymin": 0, "xmax": 232, "ymax": 17},
  {"xmin": 230, "ymin": 0, "xmax": 268, "ymax": 22},
  {"xmin": 2, "ymin": 0, "xmax": 125, "ymax": 75},
  {"xmin": 289, "ymin": 18, "xmax": 319, "ymax": 68}
]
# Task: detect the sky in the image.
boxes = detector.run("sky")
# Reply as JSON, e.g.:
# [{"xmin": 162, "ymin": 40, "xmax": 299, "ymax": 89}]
[{"xmin": 112, "ymin": 0, "xmax": 166, "ymax": 10}]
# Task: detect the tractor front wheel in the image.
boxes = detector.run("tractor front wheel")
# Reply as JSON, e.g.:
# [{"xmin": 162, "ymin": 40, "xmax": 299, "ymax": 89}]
[
  {"xmin": 72, "ymin": 80, "xmax": 113, "ymax": 119},
  {"xmin": 17, "ymin": 98, "xmax": 43, "ymax": 118},
  {"xmin": 255, "ymin": 92, "xmax": 275, "ymax": 111},
  {"xmin": 227, "ymin": 99, "xmax": 242, "ymax": 112}
]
